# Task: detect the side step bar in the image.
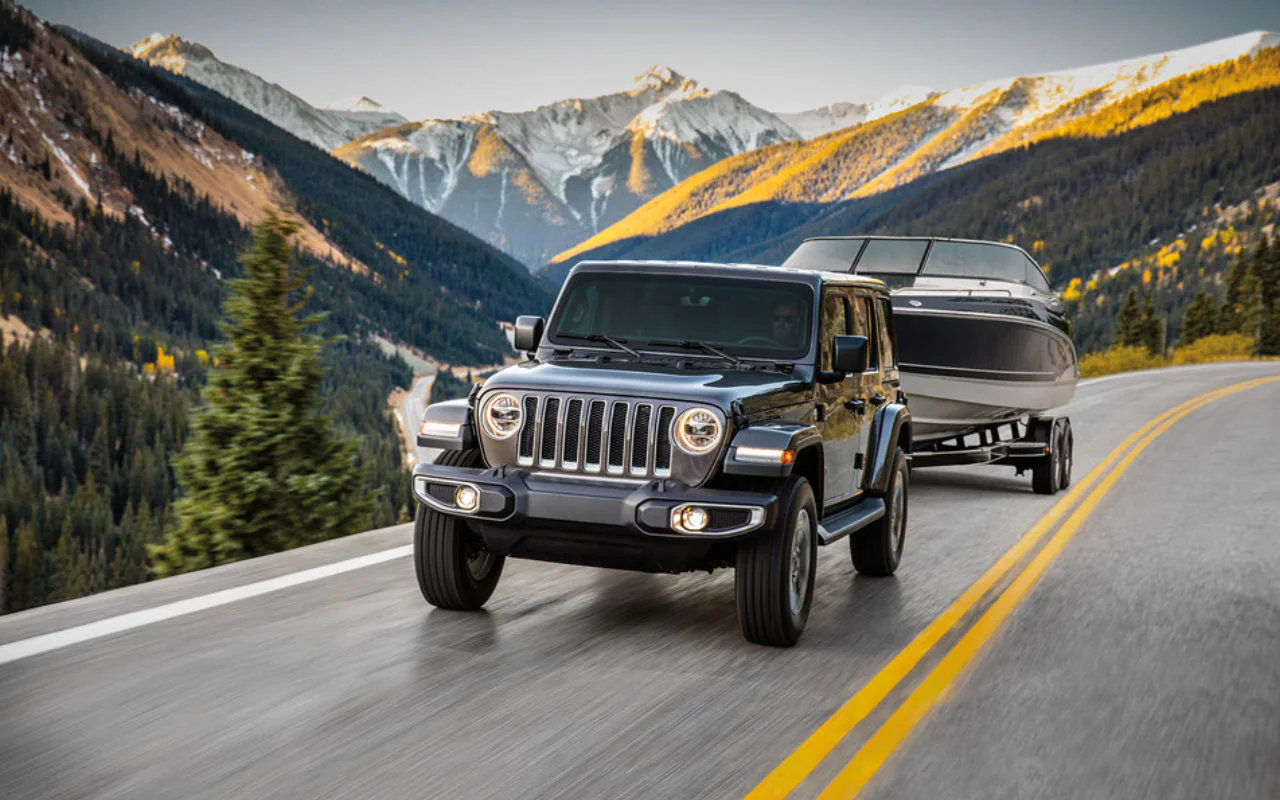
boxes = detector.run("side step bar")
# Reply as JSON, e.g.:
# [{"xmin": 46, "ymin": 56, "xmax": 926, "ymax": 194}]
[{"xmin": 817, "ymin": 497, "xmax": 885, "ymax": 545}]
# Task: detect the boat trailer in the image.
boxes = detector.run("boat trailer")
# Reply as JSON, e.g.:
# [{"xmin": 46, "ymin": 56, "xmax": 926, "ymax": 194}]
[{"xmin": 908, "ymin": 415, "xmax": 1073, "ymax": 494}]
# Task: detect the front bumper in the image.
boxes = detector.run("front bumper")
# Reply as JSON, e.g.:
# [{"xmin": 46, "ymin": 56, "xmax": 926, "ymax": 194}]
[{"xmin": 410, "ymin": 462, "xmax": 777, "ymax": 540}]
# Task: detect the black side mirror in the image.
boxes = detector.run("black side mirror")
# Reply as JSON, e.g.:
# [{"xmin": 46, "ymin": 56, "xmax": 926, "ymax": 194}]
[
  {"xmin": 513, "ymin": 315, "xmax": 545, "ymax": 352},
  {"xmin": 833, "ymin": 334, "xmax": 869, "ymax": 374}
]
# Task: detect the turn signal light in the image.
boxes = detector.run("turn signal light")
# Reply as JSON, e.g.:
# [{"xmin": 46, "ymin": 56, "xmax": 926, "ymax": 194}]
[{"xmin": 734, "ymin": 446, "xmax": 796, "ymax": 465}]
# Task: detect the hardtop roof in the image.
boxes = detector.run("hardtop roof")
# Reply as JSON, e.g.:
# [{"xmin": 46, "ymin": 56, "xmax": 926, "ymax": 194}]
[
  {"xmin": 797, "ymin": 235, "xmax": 1040, "ymax": 266},
  {"xmin": 569, "ymin": 259, "xmax": 888, "ymax": 291}
]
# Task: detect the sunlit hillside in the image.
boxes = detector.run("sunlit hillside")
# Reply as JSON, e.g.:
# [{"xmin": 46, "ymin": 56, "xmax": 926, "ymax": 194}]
[{"xmin": 553, "ymin": 36, "xmax": 1280, "ymax": 267}]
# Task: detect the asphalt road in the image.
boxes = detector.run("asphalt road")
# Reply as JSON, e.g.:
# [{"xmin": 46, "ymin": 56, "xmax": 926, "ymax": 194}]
[
  {"xmin": 394, "ymin": 371, "xmax": 436, "ymax": 468},
  {"xmin": 2, "ymin": 361, "xmax": 1278, "ymax": 800}
]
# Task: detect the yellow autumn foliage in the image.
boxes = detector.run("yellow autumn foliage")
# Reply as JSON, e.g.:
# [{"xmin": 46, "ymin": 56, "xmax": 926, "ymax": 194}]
[
  {"xmin": 1080, "ymin": 334, "xmax": 1255, "ymax": 378},
  {"xmin": 1061, "ymin": 277, "xmax": 1083, "ymax": 302}
]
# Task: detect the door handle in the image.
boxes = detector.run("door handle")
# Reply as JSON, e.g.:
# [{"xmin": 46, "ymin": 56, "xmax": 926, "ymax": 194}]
[
  {"xmin": 870, "ymin": 394, "xmax": 888, "ymax": 406},
  {"xmin": 845, "ymin": 398, "xmax": 866, "ymax": 412}
]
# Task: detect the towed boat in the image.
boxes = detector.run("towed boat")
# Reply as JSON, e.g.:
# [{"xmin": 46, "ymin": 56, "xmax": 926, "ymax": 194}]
[{"xmin": 782, "ymin": 236, "xmax": 1078, "ymax": 442}]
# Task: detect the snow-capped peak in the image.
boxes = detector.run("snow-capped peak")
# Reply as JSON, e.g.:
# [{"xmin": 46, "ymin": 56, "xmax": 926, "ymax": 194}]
[
  {"xmin": 633, "ymin": 64, "xmax": 685, "ymax": 92},
  {"xmin": 321, "ymin": 96, "xmax": 392, "ymax": 113},
  {"xmin": 130, "ymin": 33, "xmax": 216, "ymax": 63},
  {"xmin": 130, "ymin": 33, "xmax": 405, "ymax": 151}
]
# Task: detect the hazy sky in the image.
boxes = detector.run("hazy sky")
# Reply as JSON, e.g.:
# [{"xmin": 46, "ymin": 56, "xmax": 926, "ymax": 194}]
[{"xmin": 24, "ymin": 0, "xmax": 1280, "ymax": 120}]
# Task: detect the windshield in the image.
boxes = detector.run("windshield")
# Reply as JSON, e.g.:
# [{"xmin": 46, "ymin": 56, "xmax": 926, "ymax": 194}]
[
  {"xmin": 781, "ymin": 239, "xmax": 865, "ymax": 272},
  {"xmin": 855, "ymin": 239, "xmax": 929, "ymax": 274},
  {"xmin": 922, "ymin": 241, "xmax": 1051, "ymax": 291},
  {"xmin": 549, "ymin": 272, "xmax": 814, "ymax": 359}
]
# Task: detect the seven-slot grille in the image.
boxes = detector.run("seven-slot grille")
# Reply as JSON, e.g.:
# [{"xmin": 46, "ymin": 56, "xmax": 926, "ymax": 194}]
[{"xmin": 514, "ymin": 394, "xmax": 679, "ymax": 478}]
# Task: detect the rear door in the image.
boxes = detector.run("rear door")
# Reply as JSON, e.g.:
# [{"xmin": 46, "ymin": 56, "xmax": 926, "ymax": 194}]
[
  {"xmin": 816, "ymin": 288, "xmax": 859, "ymax": 507},
  {"xmin": 847, "ymin": 292, "xmax": 879, "ymax": 490}
]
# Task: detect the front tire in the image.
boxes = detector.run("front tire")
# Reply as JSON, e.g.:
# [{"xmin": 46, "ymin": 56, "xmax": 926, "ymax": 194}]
[
  {"xmin": 736, "ymin": 476, "xmax": 817, "ymax": 647},
  {"xmin": 414, "ymin": 449, "xmax": 504, "ymax": 610},
  {"xmin": 851, "ymin": 446, "xmax": 908, "ymax": 576}
]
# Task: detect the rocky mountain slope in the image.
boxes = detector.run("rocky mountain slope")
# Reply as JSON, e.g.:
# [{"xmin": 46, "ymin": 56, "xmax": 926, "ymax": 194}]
[
  {"xmin": 333, "ymin": 66, "xmax": 798, "ymax": 266},
  {"xmin": 130, "ymin": 34, "xmax": 406, "ymax": 150}
]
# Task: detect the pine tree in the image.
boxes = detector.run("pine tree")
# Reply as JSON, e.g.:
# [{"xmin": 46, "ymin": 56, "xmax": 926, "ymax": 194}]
[
  {"xmin": 49, "ymin": 517, "xmax": 78, "ymax": 602},
  {"xmin": 10, "ymin": 519, "xmax": 39, "ymax": 611},
  {"xmin": 1139, "ymin": 292, "xmax": 1163, "ymax": 355},
  {"xmin": 1259, "ymin": 235, "xmax": 1280, "ymax": 355},
  {"xmin": 150, "ymin": 212, "xmax": 373, "ymax": 577},
  {"xmin": 1115, "ymin": 288, "xmax": 1142, "ymax": 347},
  {"xmin": 1240, "ymin": 260, "xmax": 1266, "ymax": 356},
  {"xmin": 0, "ymin": 515, "xmax": 8, "ymax": 613},
  {"xmin": 1180, "ymin": 291, "xmax": 1219, "ymax": 344},
  {"xmin": 1220, "ymin": 249, "xmax": 1249, "ymax": 334}
]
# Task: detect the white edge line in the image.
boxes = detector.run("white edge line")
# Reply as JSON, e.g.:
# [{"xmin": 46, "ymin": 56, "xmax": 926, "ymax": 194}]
[{"xmin": 0, "ymin": 545, "xmax": 412, "ymax": 666}]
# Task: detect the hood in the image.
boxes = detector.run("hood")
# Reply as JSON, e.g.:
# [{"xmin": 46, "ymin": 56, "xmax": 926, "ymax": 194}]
[{"xmin": 480, "ymin": 358, "xmax": 812, "ymax": 413}]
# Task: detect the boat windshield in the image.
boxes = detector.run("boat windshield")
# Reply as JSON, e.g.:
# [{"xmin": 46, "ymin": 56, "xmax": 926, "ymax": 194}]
[
  {"xmin": 922, "ymin": 241, "xmax": 1051, "ymax": 291},
  {"xmin": 781, "ymin": 238, "xmax": 865, "ymax": 272},
  {"xmin": 548, "ymin": 272, "xmax": 814, "ymax": 360},
  {"xmin": 855, "ymin": 239, "xmax": 930, "ymax": 274}
]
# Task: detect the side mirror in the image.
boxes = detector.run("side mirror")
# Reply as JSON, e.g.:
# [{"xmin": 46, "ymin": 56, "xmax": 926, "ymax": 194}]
[
  {"xmin": 833, "ymin": 335, "xmax": 869, "ymax": 375},
  {"xmin": 513, "ymin": 315, "xmax": 545, "ymax": 352}
]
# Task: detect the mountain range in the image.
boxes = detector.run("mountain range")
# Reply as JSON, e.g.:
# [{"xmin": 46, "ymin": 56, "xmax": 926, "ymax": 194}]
[
  {"xmin": 554, "ymin": 31, "xmax": 1280, "ymax": 268},
  {"xmin": 126, "ymin": 36, "xmax": 812, "ymax": 266},
  {"xmin": 330, "ymin": 65, "xmax": 799, "ymax": 266}
]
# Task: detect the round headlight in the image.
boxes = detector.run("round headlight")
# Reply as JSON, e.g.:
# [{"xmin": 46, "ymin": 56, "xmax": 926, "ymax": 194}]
[
  {"xmin": 480, "ymin": 393, "xmax": 522, "ymax": 439},
  {"xmin": 674, "ymin": 407, "xmax": 722, "ymax": 455}
]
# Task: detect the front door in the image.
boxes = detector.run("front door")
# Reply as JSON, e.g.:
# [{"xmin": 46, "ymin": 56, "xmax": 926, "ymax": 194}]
[{"xmin": 817, "ymin": 289, "xmax": 859, "ymax": 507}]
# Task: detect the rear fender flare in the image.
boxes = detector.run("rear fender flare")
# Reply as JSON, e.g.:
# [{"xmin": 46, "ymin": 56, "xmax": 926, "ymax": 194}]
[{"xmin": 867, "ymin": 403, "xmax": 911, "ymax": 494}]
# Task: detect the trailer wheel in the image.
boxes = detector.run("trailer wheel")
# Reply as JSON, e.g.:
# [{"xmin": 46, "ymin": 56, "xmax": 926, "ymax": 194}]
[
  {"xmin": 1031, "ymin": 418, "xmax": 1068, "ymax": 495},
  {"xmin": 1057, "ymin": 419, "xmax": 1073, "ymax": 490},
  {"xmin": 414, "ymin": 449, "xmax": 504, "ymax": 610}
]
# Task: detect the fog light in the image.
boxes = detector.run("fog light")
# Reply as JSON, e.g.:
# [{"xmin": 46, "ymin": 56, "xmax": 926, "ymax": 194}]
[
  {"xmin": 454, "ymin": 485, "xmax": 479, "ymax": 511},
  {"xmin": 681, "ymin": 506, "xmax": 709, "ymax": 532}
]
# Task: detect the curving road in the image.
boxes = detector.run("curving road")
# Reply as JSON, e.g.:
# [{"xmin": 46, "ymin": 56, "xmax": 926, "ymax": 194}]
[{"xmin": 2, "ymin": 362, "xmax": 1278, "ymax": 799}]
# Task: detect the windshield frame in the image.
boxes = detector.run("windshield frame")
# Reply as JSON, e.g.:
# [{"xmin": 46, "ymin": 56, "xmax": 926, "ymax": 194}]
[{"xmin": 544, "ymin": 268, "xmax": 819, "ymax": 364}]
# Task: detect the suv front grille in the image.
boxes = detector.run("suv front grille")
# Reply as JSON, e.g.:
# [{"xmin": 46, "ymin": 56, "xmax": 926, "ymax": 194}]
[{"xmin": 510, "ymin": 394, "xmax": 680, "ymax": 479}]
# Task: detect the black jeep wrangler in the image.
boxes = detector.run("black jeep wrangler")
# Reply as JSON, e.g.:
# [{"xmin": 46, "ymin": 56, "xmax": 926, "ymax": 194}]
[{"xmin": 412, "ymin": 261, "xmax": 911, "ymax": 646}]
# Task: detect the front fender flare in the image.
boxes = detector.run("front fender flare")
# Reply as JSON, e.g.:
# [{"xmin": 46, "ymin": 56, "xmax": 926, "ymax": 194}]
[
  {"xmin": 416, "ymin": 398, "xmax": 477, "ymax": 451},
  {"xmin": 722, "ymin": 422, "xmax": 822, "ymax": 478},
  {"xmin": 867, "ymin": 403, "xmax": 911, "ymax": 495}
]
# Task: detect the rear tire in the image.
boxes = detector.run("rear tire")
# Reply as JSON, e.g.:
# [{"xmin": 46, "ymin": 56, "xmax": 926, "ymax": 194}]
[
  {"xmin": 414, "ymin": 449, "xmax": 504, "ymax": 610},
  {"xmin": 736, "ymin": 476, "xmax": 817, "ymax": 647},
  {"xmin": 851, "ymin": 447, "xmax": 908, "ymax": 576}
]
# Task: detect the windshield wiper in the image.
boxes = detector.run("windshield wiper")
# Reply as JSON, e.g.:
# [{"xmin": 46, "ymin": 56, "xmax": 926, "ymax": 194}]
[
  {"xmin": 645, "ymin": 339, "xmax": 746, "ymax": 368},
  {"xmin": 556, "ymin": 333, "xmax": 640, "ymax": 358}
]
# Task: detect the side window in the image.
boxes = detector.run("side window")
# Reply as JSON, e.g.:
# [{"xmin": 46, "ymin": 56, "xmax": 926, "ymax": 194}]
[
  {"xmin": 1024, "ymin": 256, "xmax": 1051, "ymax": 292},
  {"xmin": 851, "ymin": 294, "xmax": 876, "ymax": 370},
  {"xmin": 819, "ymin": 290, "xmax": 849, "ymax": 371},
  {"xmin": 876, "ymin": 298, "xmax": 896, "ymax": 369}
]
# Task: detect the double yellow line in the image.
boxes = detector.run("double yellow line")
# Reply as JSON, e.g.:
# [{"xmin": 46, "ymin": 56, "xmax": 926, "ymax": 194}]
[{"xmin": 745, "ymin": 375, "xmax": 1279, "ymax": 800}]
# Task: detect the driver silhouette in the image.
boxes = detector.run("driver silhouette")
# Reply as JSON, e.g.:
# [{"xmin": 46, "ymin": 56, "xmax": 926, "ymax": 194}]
[{"xmin": 771, "ymin": 300, "xmax": 800, "ymax": 345}]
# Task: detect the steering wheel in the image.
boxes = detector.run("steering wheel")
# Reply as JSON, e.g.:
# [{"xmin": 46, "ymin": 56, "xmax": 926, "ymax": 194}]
[{"xmin": 734, "ymin": 335, "xmax": 781, "ymax": 347}]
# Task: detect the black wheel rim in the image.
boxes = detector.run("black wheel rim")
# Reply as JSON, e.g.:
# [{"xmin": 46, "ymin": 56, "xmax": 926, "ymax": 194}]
[{"xmin": 465, "ymin": 539, "xmax": 495, "ymax": 581}]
